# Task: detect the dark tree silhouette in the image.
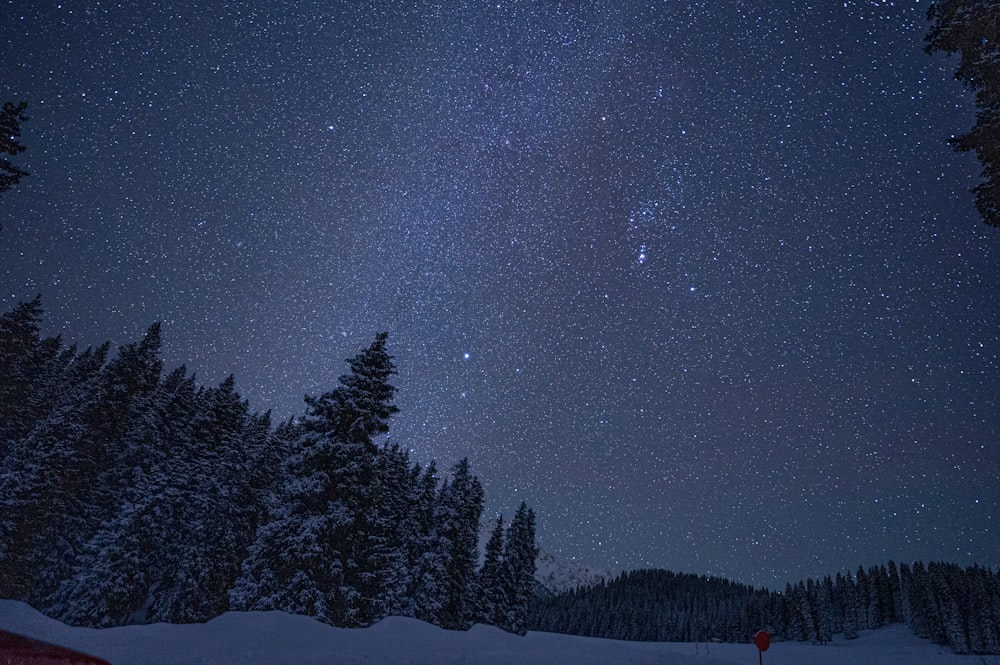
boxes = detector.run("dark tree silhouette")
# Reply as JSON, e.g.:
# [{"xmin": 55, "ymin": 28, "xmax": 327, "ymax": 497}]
[
  {"xmin": 0, "ymin": 101, "xmax": 29, "ymax": 200},
  {"xmin": 926, "ymin": 1, "xmax": 1000, "ymax": 227}
]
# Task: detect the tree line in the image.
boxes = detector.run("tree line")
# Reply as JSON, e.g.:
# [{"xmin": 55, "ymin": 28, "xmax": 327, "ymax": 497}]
[
  {"xmin": 0, "ymin": 298, "xmax": 537, "ymax": 633},
  {"xmin": 530, "ymin": 559, "xmax": 1000, "ymax": 654}
]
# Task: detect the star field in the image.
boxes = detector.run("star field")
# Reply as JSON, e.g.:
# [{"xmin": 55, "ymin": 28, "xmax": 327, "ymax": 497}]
[{"xmin": 2, "ymin": 1, "xmax": 999, "ymax": 590}]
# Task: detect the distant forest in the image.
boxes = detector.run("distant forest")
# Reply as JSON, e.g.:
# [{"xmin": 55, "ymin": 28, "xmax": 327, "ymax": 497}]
[
  {"xmin": 0, "ymin": 298, "xmax": 537, "ymax": 634},
  {"xmin": 531, "ymin": 560, "xmax": 1000, "ymax": 654}
]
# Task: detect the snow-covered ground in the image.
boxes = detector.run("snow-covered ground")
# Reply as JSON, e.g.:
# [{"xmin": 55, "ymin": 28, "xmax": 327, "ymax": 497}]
[{"xmin": 0, "ymin": 598, "xmax": 988, "ymax": 665}]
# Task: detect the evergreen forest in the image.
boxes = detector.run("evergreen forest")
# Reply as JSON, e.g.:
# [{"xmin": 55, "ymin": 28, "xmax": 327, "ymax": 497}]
[
  {"xmin": 0, "ymin": 298, "xmax": 537, "ymax": 634},
  {"xmin": 531, "ymin": 560, "xmax": 1000, "ymax": 654}
]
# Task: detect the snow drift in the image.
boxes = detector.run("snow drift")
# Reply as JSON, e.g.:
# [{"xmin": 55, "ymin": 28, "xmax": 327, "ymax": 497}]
[{"xmin": 0, "ymin": 598, "xmax": 976, "ymax": 665}]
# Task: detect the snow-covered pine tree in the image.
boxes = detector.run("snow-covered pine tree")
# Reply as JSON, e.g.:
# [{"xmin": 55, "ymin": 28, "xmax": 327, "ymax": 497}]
[
  {"xmin": 839, "ymin": 572, "xmax": 859, "ymax": 640},
  {"xmin": 501, "ymin": 501, "xmax": 538, "ymax": 635},
  {"xmin": 79, "ymin": 323, "xmax": 165, "ymax": 537},
  {"xmin": 410, "ymin": 461, "xmax": 448, "ymax": 625},
  {"xmin": 867, "ymin": 564, "xmax": 888, "ymax": 628},
  {"xmin": 475, "ymin": 515, "xmax": 508, "ymax": 627},
  {"xmin": 433, "ymin": 458, "xmax": 484, "ymax": 630},
  {"xmin": 379, "ymin": 459, "xmax": 431, "ymax": 619},
  {"xmin": 885, "ymin": 560, "xmax": 903, "ymax": 623},
  {"xmin": 899, "ymin": 562, "xmax": 913, "ymax": 625},
  {"xmin": 786, "ymin": 581, "xmax": 811, "ymax": 641},
  {"xmin": 814, "ymin": 576, "xmax": 834, "ymax": 644},
  {"xmin": 968, "ymin": 565, "xmax": 1000, "ymax": 654},
  {"xmin": 230, "ymin": 333, "xmax": 398, "ymax": 627},
  {"xmin": 931, "ymin": 562, "xmax": 970, "ymax": 653},
  {"xmin": 911, "ymin": 561, "xmax": 947, "ymax": 645},
  {"xmin": 364, "ymin": 442, "xmax": 417, "ymax": 621},
  {"xmin": 905, "ymin": 561, "xmax": 936, "ymax": 640},
  {"xmin": 857, "ymin": 565, "xmax": 878, "ymax": 631}
]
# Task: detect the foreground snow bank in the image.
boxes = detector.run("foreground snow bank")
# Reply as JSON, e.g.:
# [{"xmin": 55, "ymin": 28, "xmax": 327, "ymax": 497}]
[{"xmin": 0, "ymin": 599, "xmax": 973, "ymax": 665}]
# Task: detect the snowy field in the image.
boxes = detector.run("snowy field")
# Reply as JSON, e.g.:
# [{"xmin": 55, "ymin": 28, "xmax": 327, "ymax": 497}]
[{"xmin": 0, "ymin": 598, "xmax": 992, "ymax": 665}]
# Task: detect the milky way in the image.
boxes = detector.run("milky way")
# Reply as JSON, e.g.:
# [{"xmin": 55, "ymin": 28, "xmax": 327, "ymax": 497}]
[{"xmin": 2, "ymin": 1, "xmax": 998, "ymax": 589}]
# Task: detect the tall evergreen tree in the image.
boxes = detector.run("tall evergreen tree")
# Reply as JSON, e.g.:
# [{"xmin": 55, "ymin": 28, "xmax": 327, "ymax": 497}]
[
  {"xmin": 968, "ymin": 565, "xmax": 1000, "ymax": 654},
  {"xmin": 0, "ymin": 101, "xmax": 29, "ymax": 201},
  {"xmin": 502, "ymin": 501, "xmax": 538, "ymax": 635},
  {"xmin": 410, "ymin": 462, "xmax": 448, "ymax": 625},
  {"xmin": 887, "ymin": 560, "xmax": 904, "ymax": 623},
  {"xmin": 365, "ymin": 442, "xmax": 417, "ymax": 621},
  {"xmin": 230, "ymin": 334, "xmax": 398, "ymax": 627},
  {"xmin": 475, "ymin": 515, "xmax": 508, "ymax": 627},
  {"xmin": 433, "ymin": 458, "xmax": 484, "ymax": 630},
  {"xmin": 931, "ymin": 563, "xmax": 970, "ymax": 653},
  {"xmin": 814, "ymin": 576, "xmax": 834, "ymax": 644},
  {"xmin": 899, "ymin": 562, "xmax": 914, "ymax": 625},
  {"xmin": 787, "ymin": 581, "xmax": 812, "ymax": 641},
  {"xmin": 906, "ymin": 561, "xmax": 935, "ymax": 640}
]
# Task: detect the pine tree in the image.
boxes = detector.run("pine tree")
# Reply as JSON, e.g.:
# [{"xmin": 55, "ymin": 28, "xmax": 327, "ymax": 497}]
[
  {"xmin": 230, "ymin": 334, "xmax": 398, "ymax": 627},
  {"xmin": 899, "ymin": 562, "xmax": 913, "ymax": 625},
  {"xmin": 972, "ymin": 566, "xmax": 1000, "ymax": 654},
  {"xmin": 887, "ymin": 560, "xmax": 904, "ymax": 623},
  {"xmin": 907, "ymin": 561, "xmax": 936, "ymax": 640},
  {"xmin": 841, "ymin": 573, "xmax": 859, "ymax": 640},
  {"xmin": 854, "ymin": 566, "xmax": 870, "ymax": 630},
  {"xmin": 931, "ymin": 562, "xmax": 970, "ymax": 653},
  {"xmin": 0, "ymin": 101, "xmax": 29, "ymax": 201},
  {"xmin": 502, "ymin": 501, "xmax": 538, "ymax": 635},
  {"xmin": 365, "ymin": 442, "xmax": 417, "ymax": 621},
  {"xmin": 788, "ymin": 581, "xmax": 812, "ymax": 641},
  {"xmin": 475, "ymin": 515, "xmax": 508, "ymax": 626},
  {"xmin": 433, "ymin": 458, "xmax": 484, "ymax": 630},
  {"xmin": 815, "ymin": 576, "xmax": 834, "ymax": 644},
  {"xmin": 410, "ymin": 462, "xmax": 448, "ymax": 625}
]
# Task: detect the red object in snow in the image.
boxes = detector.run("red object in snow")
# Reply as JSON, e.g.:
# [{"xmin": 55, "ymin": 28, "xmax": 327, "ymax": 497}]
[
  {"xmin": 0, "ymin": 629, "xmax": 111, "ymax": 665},
  {"xmin": 754, "ymin": 629, "xmax": 771, "ymax": 652}
]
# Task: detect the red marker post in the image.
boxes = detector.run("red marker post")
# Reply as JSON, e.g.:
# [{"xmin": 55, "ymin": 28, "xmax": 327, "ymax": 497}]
[{"xmin": 754, "ymin": 630, "xmax": 770, "ymax": 665}]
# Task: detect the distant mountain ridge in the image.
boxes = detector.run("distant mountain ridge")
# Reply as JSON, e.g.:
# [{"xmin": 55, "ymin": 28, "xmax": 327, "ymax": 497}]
[
  {"xmin": 533, "ymin": 548, "xmax": 613, "ymax": 596},
  {"xmin": 476, "ymin": 522, "xmax": 611, "ymax": 596}
]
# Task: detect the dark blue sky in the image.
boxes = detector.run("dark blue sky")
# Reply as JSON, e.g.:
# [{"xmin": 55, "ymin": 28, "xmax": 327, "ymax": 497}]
[{"xmin": 3, "ymin": 0, "xmax": 998, "ymax": 590}]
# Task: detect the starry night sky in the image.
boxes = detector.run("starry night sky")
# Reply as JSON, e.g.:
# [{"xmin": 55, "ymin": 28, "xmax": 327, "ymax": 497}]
[{"xmin": 3, "ymin": 1, "xmax": 999, "ymax": 591}]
